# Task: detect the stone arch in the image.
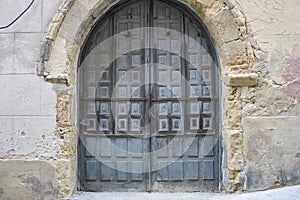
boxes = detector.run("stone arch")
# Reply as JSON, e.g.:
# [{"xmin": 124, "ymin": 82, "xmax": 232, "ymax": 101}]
[
  {"xmin": 40, "ymin": 0, "xmax": 257, "ymax": 83},
  {"xmin": 38, "ymin": 0, "xmax": 259, "ymax": 194}
]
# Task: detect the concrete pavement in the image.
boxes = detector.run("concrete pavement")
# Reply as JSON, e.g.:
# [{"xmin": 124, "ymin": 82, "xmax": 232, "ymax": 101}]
[{"xmin": 71, "ymin": 185, "xmax": 300, "ymax": 200}]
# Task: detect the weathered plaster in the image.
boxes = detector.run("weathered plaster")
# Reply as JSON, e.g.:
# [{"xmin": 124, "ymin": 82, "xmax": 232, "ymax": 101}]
[
  {"xmin": 235, "ymin": 0, "xmax": 300, "ymax": 193},
  {"xmin": 0, "ymin": 160, "xmax": 60, "ymax": 200},
  {"xmin": 243, "ymin": 117, "xmax": 300, "ymax": 191},
  {"xmin": 283, "ymin": 43, "xmax": 300, "ymax": 98}
]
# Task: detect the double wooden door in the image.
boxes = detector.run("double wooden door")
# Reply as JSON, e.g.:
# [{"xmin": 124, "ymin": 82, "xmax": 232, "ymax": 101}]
[{"xmin": 79, "ymin": 0, "xmax": 219, "ymax": 192}]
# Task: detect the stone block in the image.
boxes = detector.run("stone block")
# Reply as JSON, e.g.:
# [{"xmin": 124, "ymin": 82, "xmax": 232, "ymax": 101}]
[
  {"xmin": 45, "ymin": 73, "xmax": 70, "ymax": 84},
  {"xmin": 47, "ymin": 37, "xmax": 68, "ymax": 75},
  {"xmin": 224, "ymin": 87, "xmax": 242, "ymax": 129},
  {"xmin": 56, "ymin": 159, "xmax": 77, "ymax": 198},
  {"xmin": 46, "ymin": 0, "xmax": 76, "ymax": 40},
  {"xmin": 223, "ymin": 130, "xmax": 245, "ymax": 171},
  {"xmin": 0, "ymin": 75, "xmax": 41, "ymax": 115},
  {"xmin": 0, "ymin": 34, "xmax": 14, "ymax": 74},
  {"xmin": 79, "ymin": 0, "xmax": 102, "ymax": 11},
  {"xmin": 0, "ymin": 74, "xmax": 56, "ymax": 116},
  {"xmin": 12, "ymin": 116, "xmax": 58, "ymax": 157},
  {"xmin": 210, "ymin": 8, "xmax": 240, "ymax": 46},
  {"xmin": 15, "ymin": 33, "xmax": 42, "ymax": 74},
  {"xmin": 225, "ymin": 73, "xmax": 258, "ymax": 86},
  {"xmin": 220, "ymin": 40, "xmax": 248, "ymax": 67},
  {"xmin": 0, "ymin": 117, "xmax": 14, "ymax": 157},
  {"xmin": 194, "ymin": 0, "xmax": 215, "ymax": 8},
  {"xmin": 40, "ymin": 81, "xmax": 57, "ymax": 116},
  {"xmin": 0, "ymin": 0, "xmax": 41, "ymax": 33},
  {"xmin": 0, "ymin": 33, "xmax": 42, "ymax": 74},
  {"xmin": 89, "ymin": 0, "xmax": 115, "ymax": 24},
  {"xmin": 57, "ymin": 0, "xmax": 89, "ymax": 41},
  {"xmin": 57, "ymin": 93, "xmax": 72, "ymax": 125},
  {"xmin": 0, "ymin": 115, "xmax": 58, "ymax": 158},
  {"xmin": 243, "ymin": 117, "xmax": 300, "ymax": 191},
  {"xmin": 0, "ymin": 160, "xmax": 59, "ymax": 200}
]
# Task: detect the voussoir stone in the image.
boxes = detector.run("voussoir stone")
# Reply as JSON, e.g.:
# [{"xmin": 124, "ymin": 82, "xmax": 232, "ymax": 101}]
[{"xmin": 225, "ymin": 73, "xmax": 258, "ymax": 86}]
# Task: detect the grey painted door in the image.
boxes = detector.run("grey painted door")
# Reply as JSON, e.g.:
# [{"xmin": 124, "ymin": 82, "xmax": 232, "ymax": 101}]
[{"xmin": 79, "ymin": 0, "xmax": 219, "ymax": 192}]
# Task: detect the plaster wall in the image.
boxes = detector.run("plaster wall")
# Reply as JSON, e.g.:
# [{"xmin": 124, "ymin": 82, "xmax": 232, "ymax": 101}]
[{"xmin": 236, "ymin": 0, "xmax": 300, "ymax": 190}]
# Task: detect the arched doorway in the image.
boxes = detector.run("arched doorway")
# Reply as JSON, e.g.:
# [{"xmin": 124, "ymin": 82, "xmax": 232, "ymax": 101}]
[{"xmin": 78, "ymin": 0, "xmax": 220, "ymax": 192}]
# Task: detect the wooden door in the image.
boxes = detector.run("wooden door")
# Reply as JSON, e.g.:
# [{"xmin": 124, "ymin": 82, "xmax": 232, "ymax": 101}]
[{"xmin": 79, "ymin": 0, "xmax": 219, "ymax": 192}]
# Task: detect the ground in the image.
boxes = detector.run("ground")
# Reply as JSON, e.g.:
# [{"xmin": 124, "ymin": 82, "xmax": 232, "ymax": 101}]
[{"xmin": 71, "ymin": 185, "xmax": 300, "ymax": 200}]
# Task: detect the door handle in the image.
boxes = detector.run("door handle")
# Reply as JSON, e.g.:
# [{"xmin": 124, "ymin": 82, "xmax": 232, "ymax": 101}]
[
  {"xmin": 150, "ymin": 112, "xmax": 155, "ymax": 118},
  {"xmin": 80, "ymin": 120, "xmax": 88, "ymax": 126}
]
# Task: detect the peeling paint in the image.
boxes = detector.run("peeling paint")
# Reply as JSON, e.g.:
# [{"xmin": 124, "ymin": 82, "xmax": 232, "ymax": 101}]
[{"xmin": 283, "ymin": 43, "xmax": 300, "ymax": 98}]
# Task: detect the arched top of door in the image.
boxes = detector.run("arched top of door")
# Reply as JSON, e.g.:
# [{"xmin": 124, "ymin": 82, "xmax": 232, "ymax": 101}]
[
  {"xmin": 38, "ymin": 0, "xmax": 256, "ymax": 87},
  {"xmin": 79, "ymin": 0, "xmax": 218, "ymax": 65}
]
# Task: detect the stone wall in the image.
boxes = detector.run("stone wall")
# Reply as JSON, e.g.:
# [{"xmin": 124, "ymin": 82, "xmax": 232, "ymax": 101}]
[
  {"xmin": 0, "ymin": 0, "xmax": 299, "ymax": 199},
  {"xmin": 0, "ymin": 0, "xmax": 71, "ymax": 199},
  {"xmin": 236, "ymin": 0, "xmax": 300, "ymax": 190}
]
